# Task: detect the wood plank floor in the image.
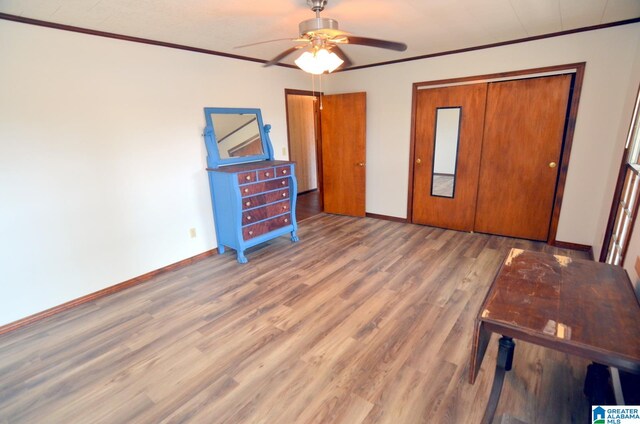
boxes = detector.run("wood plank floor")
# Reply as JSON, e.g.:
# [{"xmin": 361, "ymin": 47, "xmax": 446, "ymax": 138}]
[
  {"xmin": 296, "ymin": 190, "xmax": 322, "ymax": 222},
  {"xmin": 0, "ymin": 214, "xmax": 591, "ymax": 423}
]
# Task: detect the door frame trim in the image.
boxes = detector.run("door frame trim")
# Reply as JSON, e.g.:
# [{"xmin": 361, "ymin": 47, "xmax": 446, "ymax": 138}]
[
  {"xmin": 407, "ymin": 62, "xmax": 586, "ymax": 244},
  {"xmin": 284, "ymin": 89, "xmax": 323, "ymax": 209}
]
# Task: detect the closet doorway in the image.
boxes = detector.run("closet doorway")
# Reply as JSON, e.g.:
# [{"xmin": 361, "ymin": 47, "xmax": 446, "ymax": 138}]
[
  {"xmin": 408, "ymin": 64, "xmax": 585, "ymax": 243},
  {"xmin": 286, "ymin": 89, "xmax": 367, "ymax": 219},
  {"xmin": 285, "ymin": 89, "xmax": 323, "ymax": 220}
]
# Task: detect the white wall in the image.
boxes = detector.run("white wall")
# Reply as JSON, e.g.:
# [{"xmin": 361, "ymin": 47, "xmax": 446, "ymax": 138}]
[
  {"xmin": 0, "ymin": 20, "xmax": 309, "ymax": 326},
  {"xmin": 326, "ymin": 23, "xmax": 640, "ymax": 256}
]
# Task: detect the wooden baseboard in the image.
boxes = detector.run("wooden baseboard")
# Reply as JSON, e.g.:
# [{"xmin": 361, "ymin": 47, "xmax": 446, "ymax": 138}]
[
  {"xmin": 0, "ymin": 249, "xmax": 217, "ymax": 337},
  {"xmin": 552, "ymin": 240, "xmax": 594, "ymax": 259},
  {"xmin": 365, "ymin": 212, "xmax": 409, "ymax": 223}
]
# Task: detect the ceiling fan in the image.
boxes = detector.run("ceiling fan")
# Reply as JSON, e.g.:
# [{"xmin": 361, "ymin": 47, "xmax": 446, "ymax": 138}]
[{"xmin": 237, "ymin": 0, "xmax": 407, "ymax": 74}]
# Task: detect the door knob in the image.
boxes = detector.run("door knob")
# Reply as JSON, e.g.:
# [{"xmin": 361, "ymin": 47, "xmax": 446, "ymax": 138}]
[
  {"xmin": 416, "ymin": 158, "xmax": 422, "ymax": 165},
  {"xmin": 358, "ymin": 162, "xmax": 365, "ymax": 167},
  {"xmin": 549, "ymin": 162, "xmax": 557, "ymax": 168}
]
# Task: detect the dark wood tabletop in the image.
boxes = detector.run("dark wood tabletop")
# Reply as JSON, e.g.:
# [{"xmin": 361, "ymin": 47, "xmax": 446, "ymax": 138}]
[{"xmin": 469, "ymin": 248, "xmax": 640, "ymax": 384}]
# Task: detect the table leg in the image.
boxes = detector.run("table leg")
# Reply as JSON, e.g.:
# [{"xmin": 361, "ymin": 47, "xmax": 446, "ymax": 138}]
[
  {"xmin": 610, "ymin": 367, "xmax": 626, "ymax": 405},
  {"xmin": 482, "ymin": 336, "xmax": 516, "ymax": 424},
  {"xmin": 469, "ymin": 320, "xmax": 492, "ymax": 384}
]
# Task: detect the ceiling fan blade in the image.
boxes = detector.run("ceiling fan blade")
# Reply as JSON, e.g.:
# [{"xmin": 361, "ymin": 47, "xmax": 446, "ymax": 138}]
[
  {"xmin": 344, "ymin": 35, "xmax": 407, "ymax": 52},
  {"xmin": 264, "ymin": 45, "xmax": 305, "ymax": 67},
  {"xmin": 235, "ymin": 38, "xmax": 307, "ymax": 49},
  {"xmin": 330, "ymin": 45, "xmax": 353, "ymax": 69}
]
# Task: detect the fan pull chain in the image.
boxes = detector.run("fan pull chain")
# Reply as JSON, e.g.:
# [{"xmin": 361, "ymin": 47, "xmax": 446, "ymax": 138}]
[
  {"xmin": 319, "ymin": 73, "xmax": 323, "ymax": 110},
  {"xmin": 309, "ymin": 73, "xmax": 323, "ymax": 110}
]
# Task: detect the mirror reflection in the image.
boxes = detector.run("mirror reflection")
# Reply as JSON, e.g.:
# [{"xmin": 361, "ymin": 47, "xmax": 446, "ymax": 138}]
[
  {"xmin": 211, "ymin": 113, "xmax": 264, "ymax": 159},
  {"xmin": 431, "ymin": 107, "xmax": 461, "ymax": 198}
]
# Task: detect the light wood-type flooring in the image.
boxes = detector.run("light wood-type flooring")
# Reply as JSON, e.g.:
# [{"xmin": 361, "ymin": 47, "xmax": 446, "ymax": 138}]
[{"xmin": 0, "ymin": 214, "xmax": 591, "ymax": 423}]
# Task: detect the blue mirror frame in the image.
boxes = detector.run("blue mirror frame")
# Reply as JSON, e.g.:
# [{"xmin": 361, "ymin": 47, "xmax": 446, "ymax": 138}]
[{"xmin": 203, "ymin": 107, "xmax": 274, "ymax": 168}]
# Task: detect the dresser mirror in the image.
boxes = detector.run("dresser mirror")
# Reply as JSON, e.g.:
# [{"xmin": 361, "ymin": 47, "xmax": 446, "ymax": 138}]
[{"xmin": 203, "ymin": 107, "xmax": 274, "ymax": 168}]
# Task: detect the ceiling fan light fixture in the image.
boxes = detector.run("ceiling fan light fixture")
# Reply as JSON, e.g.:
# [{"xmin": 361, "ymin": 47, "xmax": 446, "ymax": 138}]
[
  {"xmin": 295, "ymin": 48, "xmax": 343, "ymax": 74},
  {"xmin": 249, "ymin": 0, "xmax": 406, "ymax": 71}
]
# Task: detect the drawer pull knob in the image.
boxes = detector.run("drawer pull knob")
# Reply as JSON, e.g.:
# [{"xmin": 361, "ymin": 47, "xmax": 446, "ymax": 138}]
[
  {"xmin": 247, "ymin": 216, "xmax": 252, "ymax": 220},
  {"xmin": 243, "ymin": 188, "xmax": 249, "ymax": 193},
  {"xmin": 245, "ymin": 201, "xmax": 251, "ymax": 207},
  {"xmin": 283, "ymin": 169, "xmax": 288, "ymax": 174},
  {"xmin": 248, "ymin": 231, "xmax": 253, "ymax": 236},
  {"xmin": 283, "ymin": 205, "xmax": 287, "ymax": 210},
  {"xmin": 284, "ymin": 218, "xmax": 288, "ymax": 223},
  {"xmin": 281, "ymin": 181, "xmax": 286, "ymax": 185},
  {"xmin": 282, "ymin": 192, "xmax": 287, "ymax": 197},
  {"xmin": 245, "ymin": 175, "xmax": 251, "ymax": 181},
  {"xmin": 265, "ymin": 172, "xmax": 270, "ymax": 177}
]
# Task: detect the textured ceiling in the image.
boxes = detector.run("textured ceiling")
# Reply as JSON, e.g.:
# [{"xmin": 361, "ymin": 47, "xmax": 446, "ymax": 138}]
[{"xmin": 1, "ymin": 0, "xmax": 639, "ymax": 69}]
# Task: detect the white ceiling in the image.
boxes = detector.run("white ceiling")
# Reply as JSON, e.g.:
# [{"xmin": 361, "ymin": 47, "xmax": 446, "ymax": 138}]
[{"xmin": 1, "ymin": 0, "xmax": 639, "ymax": 69}]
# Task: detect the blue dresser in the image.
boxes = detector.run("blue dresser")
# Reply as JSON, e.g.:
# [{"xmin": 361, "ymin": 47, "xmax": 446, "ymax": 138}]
[{"xmin": 203, "ymin": 107, "xmax": 299, "ymax": 263}]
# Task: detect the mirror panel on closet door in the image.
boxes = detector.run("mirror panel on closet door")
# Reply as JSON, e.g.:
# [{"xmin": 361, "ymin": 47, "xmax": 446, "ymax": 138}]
[{"xmin": 431, "ymin": 107, "xmax": 461, "ymax": 198}]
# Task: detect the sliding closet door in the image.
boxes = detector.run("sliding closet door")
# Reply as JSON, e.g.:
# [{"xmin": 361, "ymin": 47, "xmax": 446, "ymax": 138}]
[
  {"xmin": 474, "ymin": 75, "xmax": 571, "ymax": 240},
  {"xmin": 412, "ymin": 83, "xmax": 487, "ymax": 231}
]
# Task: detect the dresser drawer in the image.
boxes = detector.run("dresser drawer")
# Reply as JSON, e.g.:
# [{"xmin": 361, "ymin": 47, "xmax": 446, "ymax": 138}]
[
  {"xmin": 242, "ymin": 200, "xmax": 290, "ymax": 225},
  {"xmin": 237, "ymin": 171, "xmax": 257, "ymax": 184},
  {"xmin": 275, "ymin": 165, "xmax": 292, "ymax": 177},
  {"xmin": 243, "ymin": 213, "xmax": 292, "ymax": 240},
  {"xmin": 257, "ymin": 168, "xmax": 276, "ymax": 181},
  {"xmin": 242, "ymin": 189, "xmax": 290, "ymax": 210},
  {"xmin": 240, "ymin": 178, "xmax": 290, "ymax": 197}
]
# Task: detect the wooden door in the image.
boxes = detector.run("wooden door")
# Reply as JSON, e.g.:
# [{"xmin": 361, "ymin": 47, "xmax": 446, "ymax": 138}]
[
  {"xmin": 474, "ymin": 75, "xmax": 572, "ymax": 240},
  {"xmin": 286, "ymin": 93, "xmax": 319, "ymax": 194},
  {"xmin": 412, "ymin": 83, "xmax": 488, "ymax": 231},
  {"xmin": 321, "ymin": 92, "xmax": 366, "ymax": 217}
]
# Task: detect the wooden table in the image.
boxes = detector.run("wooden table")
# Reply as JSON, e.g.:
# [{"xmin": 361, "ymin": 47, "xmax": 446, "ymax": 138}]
[{"xmin": 469, "ymin": 248, "xmax": 640, "ymax": 423}]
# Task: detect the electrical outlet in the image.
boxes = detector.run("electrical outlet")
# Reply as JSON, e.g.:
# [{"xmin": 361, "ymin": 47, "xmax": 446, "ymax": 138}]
[
  {"xmin": 282, "ymin": 147, "xmax": 287, "ymax": 156},
  {"xmin": 189, "ymin": 228, "xmax": 196, "ymax": 238}
]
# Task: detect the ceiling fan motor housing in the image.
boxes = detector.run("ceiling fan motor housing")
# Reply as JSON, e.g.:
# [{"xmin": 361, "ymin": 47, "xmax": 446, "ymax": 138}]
[{"xmin": 299, "ymin": 17, "xmax": 342, "ymax": 37}]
